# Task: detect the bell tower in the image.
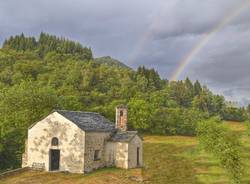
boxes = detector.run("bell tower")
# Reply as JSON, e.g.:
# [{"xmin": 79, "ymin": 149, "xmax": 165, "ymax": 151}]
[{"xmin": 115, "ymin": 105, "xmax": 128, "ymax": 131}]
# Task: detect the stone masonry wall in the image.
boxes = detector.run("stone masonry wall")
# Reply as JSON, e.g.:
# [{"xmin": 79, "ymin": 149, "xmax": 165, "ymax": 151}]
[
  {"xmin": 84, "ymin": 132, "xmax": 111, "ymax": 173},
  {"xmin": 22, "ymin": 139, "xmax": 28, "ymax": 167}
]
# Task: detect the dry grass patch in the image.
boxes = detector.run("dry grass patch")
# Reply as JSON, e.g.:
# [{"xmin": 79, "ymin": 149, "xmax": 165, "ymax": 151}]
[
  {"xmin": 0, "ymin": 168, "xmax": 142, "ymax": 184},
  {"xmin": 223, "ymin": 121, "xmax": 247, "ymax": 132}
]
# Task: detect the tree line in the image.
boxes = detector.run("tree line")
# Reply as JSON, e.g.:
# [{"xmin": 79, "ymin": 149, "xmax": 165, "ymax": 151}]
[{"xmin": 3, "ymin": 32, "xmax": 93, "ymax": 60}]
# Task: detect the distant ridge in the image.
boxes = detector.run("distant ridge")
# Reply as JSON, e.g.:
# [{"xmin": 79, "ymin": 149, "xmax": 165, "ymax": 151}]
[{"xmin": 94, "ymin": 56, "xmax": 131, "ymax": 69}]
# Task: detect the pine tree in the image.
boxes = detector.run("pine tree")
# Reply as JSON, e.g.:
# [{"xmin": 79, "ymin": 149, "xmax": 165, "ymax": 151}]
[
  {"xmin": 3, "ymin": 32, "xmax": 93, "ymax": 60},
  {"xmin": 194, "ymin": 80, "xmax": 202, "ymax": 96}
]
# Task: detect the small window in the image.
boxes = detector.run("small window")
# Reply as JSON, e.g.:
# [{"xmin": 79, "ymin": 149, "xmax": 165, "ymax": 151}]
[
  {"xmin": 94, "ymin": 150, "xmax": 100, "ymax": 161},
  {"xmin": 51, "ymin": 137, "xmax": 59, "ymax": 146}
]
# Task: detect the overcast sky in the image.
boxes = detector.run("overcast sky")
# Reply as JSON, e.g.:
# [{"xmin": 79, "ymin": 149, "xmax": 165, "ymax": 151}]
[{"xmin": 1, "ymin": 0, "xmax": 250, "ymax": 105}]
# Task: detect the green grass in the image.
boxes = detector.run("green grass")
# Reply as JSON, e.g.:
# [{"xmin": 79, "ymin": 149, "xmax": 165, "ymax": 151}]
[
  {"xmin": 142, "ymin": 121, "xmax": 250, "ymax": 184},
  {"xmin": 1, "ymin": 121, "xmax": 250, "ymax": 184}
]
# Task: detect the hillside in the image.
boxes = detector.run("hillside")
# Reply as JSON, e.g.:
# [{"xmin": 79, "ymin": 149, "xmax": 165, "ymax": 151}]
[
  {"xmin": 94, "ymin": 56, "xmax": 131, "ymax": 69},
  {"xmin": 1, "ymin": 121, "xmax": 250, "ymax": 184}
]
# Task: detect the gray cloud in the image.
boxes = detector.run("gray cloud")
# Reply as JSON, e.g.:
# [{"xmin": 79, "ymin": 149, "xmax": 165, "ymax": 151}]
[
  {"xmin": 1, "ymin": 0, "xmax": 250, "ymax": 104},
  {"xmin": 147, "ymin": 0, "xmax": 250, "ymax": 39},
  {"xmin": 185, "ymin": 23, "xmax": 250, "ymax": 95}
]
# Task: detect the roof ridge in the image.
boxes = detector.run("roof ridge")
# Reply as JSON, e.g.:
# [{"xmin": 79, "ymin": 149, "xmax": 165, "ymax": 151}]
[{"xmin": 55, "ymin": 109, "xmax": 100, "ymax": 115}]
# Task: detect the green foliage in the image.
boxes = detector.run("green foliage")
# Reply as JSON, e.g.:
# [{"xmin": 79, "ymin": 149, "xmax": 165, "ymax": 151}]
[
  {"xmin": 222, "ymin": 107, "xmax": 248, "ymax": 122},
  {"xmin": 194, "ymin": 80, "xmax": 202, "ymax": 96},
  {"xmin": 128, "ymin": 99, "xmax": 152, "ymax": 130},
  {"xmin": 151, "ymin": 107, "xmax": 207, "ymax": 135},
  {"xmin": 169, "ymin": 80, "xmax": 192, "ymax": 107},
  {"xmin": 135, "ymin": 66, "xmax": 163, "ymax": 91},
  {"xmin": 196, "ymin": 117, "xmax": 243, "ymax": 183},
  {"xmin": 3, "ymin": 32, "xmax": 93, "ymax": 60},
  {"xmin": 0, "ymin": 82, "xmax": 58, "ymax": 170},
  {"xmin": 192, "ymin": 87, "xmax": 226, "ymax": 116},
  {"xmin": 94, "ymin": 56, "xmax": 131, "ymax": 69},
  {"xmin": 244, "ymin": 121, "xmax": 250, "ymax": 136}
]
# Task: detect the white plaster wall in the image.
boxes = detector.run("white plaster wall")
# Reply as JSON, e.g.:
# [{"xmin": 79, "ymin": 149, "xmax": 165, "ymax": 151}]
[
  {"xmin": 128, "ymin": 135, "xmax": 143, "ymax": 168},
  {"xmin": 105, "ymin": 141, "xmax": 129, "ymax": 169},
  {"xmin": 115, "ymin": 142, "xmax": 128, "ymax": 169},
  {"xmin": 27, "ymin": 112, "xmax": 85, "ymax": 173},
  {"xmin": 84, "ymin": 132, "xmax": 111, "ymax": 173},
  {"xmin": 104, "ymin": 142, "xmax": 115, "ymax": 167}
]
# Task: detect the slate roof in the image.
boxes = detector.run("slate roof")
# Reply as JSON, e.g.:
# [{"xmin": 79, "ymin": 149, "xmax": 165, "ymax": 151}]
[
  {"xmin": 56, "ymin": 110, "xmax": 116, "ymax": 132},
  {"xmin": 110, "ymin": 131, "xmax": 138, "ymax": 142}
]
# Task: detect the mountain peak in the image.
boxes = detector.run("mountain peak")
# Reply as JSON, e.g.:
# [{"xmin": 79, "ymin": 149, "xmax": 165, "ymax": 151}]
[{"xmin": 94, "ymin": 56, "xmax": 131, "ymax": 69}]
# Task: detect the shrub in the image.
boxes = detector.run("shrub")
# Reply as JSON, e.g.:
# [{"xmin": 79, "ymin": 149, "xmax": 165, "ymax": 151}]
[{"xmin": 196, "ymin": 117, "xmax": 243, "ymax": 183}]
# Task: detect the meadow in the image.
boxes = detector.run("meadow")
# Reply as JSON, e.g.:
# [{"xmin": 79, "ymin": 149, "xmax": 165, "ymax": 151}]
[{"xmin": 1, "ymin": 121, "xmax": 250, "ymax": 184}]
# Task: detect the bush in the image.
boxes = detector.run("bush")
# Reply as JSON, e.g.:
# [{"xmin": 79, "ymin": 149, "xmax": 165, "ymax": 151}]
[
  {"xmin": 222, "ymin": 107, "xmax": 248, "ymax": 122},
  {"xmin": 196, "ymin": 117, "xmax": 243, "ymax": 183},
  {"xmin": 245, "ymin": 121, "xmax": 250, "ymax": 136}
]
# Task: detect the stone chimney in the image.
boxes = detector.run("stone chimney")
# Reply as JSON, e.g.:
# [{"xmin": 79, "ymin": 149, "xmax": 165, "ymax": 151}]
[{"xmin": 115, "ymin": 105, "xmax": 127, "ymax": 131}]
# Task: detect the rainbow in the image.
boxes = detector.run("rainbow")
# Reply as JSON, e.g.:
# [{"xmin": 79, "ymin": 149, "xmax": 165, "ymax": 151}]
[{"xmin": 170, "ymin": 0, "xmax": 250, "ymax": 81}]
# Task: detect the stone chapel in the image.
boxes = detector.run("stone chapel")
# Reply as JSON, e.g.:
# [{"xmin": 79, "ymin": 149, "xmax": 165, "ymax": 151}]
[{"xmin": 22, "ymin": 105, "xmax": 143, "ymax": 173}]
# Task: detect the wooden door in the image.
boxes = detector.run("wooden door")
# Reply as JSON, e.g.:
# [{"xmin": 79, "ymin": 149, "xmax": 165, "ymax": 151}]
[{"xmin": 50, "ymin": 149, "xmax": 60, "ymax": 171}]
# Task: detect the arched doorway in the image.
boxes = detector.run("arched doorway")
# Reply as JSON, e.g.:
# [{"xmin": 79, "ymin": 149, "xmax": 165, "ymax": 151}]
[{"xmin": 50, "ymin": 137, "xmax": 60, "ymax": 171}]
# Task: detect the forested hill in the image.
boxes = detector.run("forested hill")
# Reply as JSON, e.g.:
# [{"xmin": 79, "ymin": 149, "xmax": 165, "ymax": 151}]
[
  {"xmin": 0, "ymin": 33, "xmax": 248, "ymax": 171},
  {"xmin": 94, "ymin": 56, "xmax": 131, "ymax": 69},
  {"xmin": 2, "ymin": 32, "xmax": 93, "ymax": 60}
]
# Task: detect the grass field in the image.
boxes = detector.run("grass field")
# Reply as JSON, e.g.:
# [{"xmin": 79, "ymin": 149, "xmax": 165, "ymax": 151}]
[
  {"xmin": 142, "ymin": 121, "xmax": 249, "ymax": 184},
  {"xmin": 1, "ymin": 121, "xmax": 250, "ymax": 184}
]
